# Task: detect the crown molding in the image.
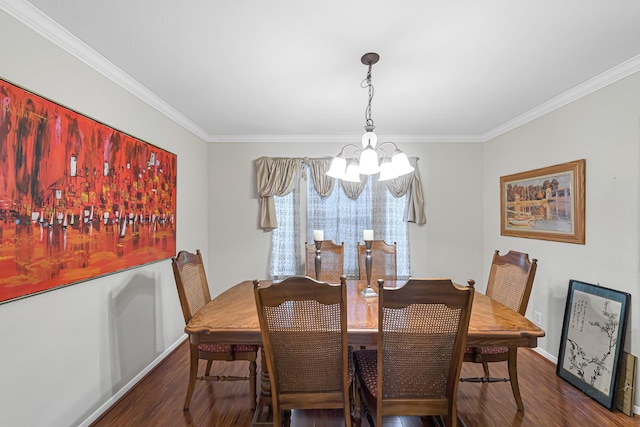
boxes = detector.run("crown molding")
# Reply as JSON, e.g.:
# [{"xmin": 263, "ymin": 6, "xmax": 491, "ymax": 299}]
[
  {"xmin": 4, "ymin": 0, "xmax": 639, "ymax": 145},
  {"xmin": 0, "ymin": 0, "xmax": 210, "ymax": 141},
  {"xmin": 207, "ymin": 133, "xmax": 484, "ymax": 143},
  {"xmin": 481, "ymin": 53, "xmax": 640, "ymax": 142}
]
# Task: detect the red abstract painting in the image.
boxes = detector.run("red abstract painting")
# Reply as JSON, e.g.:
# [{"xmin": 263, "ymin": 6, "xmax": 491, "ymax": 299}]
[{"xmin": 0, "ymin": 78, "xmax": 177, "ymax": 303}]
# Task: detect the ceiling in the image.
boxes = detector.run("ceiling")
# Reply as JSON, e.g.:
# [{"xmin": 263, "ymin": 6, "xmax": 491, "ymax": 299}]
[{"xmin": 6, "ymin": 1, "xmax": 640, "ymax": 142}]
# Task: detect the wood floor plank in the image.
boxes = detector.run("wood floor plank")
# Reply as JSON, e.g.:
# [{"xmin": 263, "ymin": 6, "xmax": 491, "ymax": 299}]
[{"xmin": 91, "ymin": 340, "xmax": 639, "ymax": 427}]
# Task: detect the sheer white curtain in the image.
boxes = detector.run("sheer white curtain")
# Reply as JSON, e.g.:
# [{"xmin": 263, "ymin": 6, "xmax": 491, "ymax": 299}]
[
  {"xmin": 307, "ymin": 174, "xmax": 372, "ymax": 277},
  {"xmin": 372, "ymin": 178, "xmax": 410, "ymax": 278},
  {"xmin": 306, "ymin": 170, "xmax": 409, "ymax": 278},
  {"xmin": 270, "ymin": 187, "xmax": 300, "ymax": 278}
]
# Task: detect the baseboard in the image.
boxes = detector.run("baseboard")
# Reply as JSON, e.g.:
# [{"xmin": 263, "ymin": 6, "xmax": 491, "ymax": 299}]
[
  {"xmin": 79, "ymin": 335, "xmax": 187, "ymax": 427},
  {"xmin": 531, "ymin": 346, "xmax": 639, "ymax": 415},
  {"xmin": 531, "ymin": 346, "xmax": 557, "ymax": 364}
]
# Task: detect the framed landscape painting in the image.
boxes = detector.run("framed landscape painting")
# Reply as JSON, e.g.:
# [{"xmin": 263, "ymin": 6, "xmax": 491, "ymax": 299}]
[
  {"xmin": 557, "ymin": 280, "xmax": 630, "ymax": 410},
  {"xmin": 0, "ymin": 77, "xmax": 177, "ymax": 304},
  {"xmin": 500, "ymin": 159, "xmax": 585, "ymax": 244}
]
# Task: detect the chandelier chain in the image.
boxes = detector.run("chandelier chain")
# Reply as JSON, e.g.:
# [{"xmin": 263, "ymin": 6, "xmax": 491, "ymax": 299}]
[{"xmin": 362, "ymin": 63, "xmax": 375, "ymax": 127}]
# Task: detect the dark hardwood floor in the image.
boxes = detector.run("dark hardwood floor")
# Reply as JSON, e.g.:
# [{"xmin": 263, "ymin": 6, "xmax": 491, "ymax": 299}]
[{"xmin": 92, "ymin": 339, "xmax": 639, "ymax": 427}]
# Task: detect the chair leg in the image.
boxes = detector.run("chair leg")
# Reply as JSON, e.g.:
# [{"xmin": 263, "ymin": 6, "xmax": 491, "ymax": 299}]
[
  {"xmin": 249, "ymin": 359, "xmax": 257, "ymax": 410},
  {"xmin": 204, "ymin": 360, "xmax": 213, "ymax": 376},
  {"xmin": 354, "ymin": 374, "xmax": 373, "ymax": 426},
  {"xmin": 507, "ymin": 347, "xmax": 524, "ymax": 411},
  {"xmin": 345, "ymin": 400, "xmax": 353, "ymax": 427},
  {"xmin": 351, "ymin": 378, "xmax": 362, "ymax": 421},
  {"xmin": 184, "ymin": 343, "xmax": 199, "ymax": 411},
  {"xmin": 352, "ymin": 377, "xmax": 360, "ymax": 421},
  {"xmin": 351, "ymin": 378, "xmax": 358, "ymax": 420},
  {"xmin": 362, "ymin": 388, "xmax": 375, "ymax": 427},
  {"xmin": 272, "ymin": 406, "xmax": 282, "ymax": 427},
  {"xmin": 442, "ymin": 415, "xmax": 453, "ymax": 427},
  {"xmin": 481, "ymin": 360, "xmax": 490, "ymax": 377}
]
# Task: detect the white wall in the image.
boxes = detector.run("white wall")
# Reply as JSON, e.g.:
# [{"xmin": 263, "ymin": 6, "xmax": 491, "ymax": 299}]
[
  {"xmin": 483, "ymin": 71, "xmax": 640, "ymax": 408},
  {"xmin": 207, "ymin": 140, "xmax": 484, "ymax": 296},
  {"xmin": 0, "ymin": 10, "xmax": 209, "ymax": 427}
]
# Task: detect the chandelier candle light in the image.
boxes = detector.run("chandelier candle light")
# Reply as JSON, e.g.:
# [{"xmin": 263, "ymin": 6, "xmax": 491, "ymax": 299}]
[
  {"xmin": 327, "ymin": 53, "xmax": 415, "ymax": 182},
  {"xmin": 362, "ymin": 229, "xmax": 377, "ymax": 297},
  {"xmin": 313, "ymin": 230, "xmax": 324, "ymax": 280}
]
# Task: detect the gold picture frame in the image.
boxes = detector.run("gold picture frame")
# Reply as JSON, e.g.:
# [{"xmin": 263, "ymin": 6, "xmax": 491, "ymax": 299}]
[
  {"xmin": 0, "ymin": 77, "xmax": 177, "ymax": 304},
  {"xmin": 500, "ymin": 159, "xmax": 585, "ymax": 244}
]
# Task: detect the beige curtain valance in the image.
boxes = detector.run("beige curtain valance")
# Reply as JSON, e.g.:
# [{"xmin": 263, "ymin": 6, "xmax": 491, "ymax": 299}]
[
  {"xmin": 256, "ymin": 157, "xmax": 303, "ymax": 230},
  {"xmin": 385, "ymin": 157, "xmax": 426, "ymax": 225},
  {"xmin": 341, "ymin": 178, "xmax": 367, "ymax": 200},
  {"xmin": 306, "ymin": 157, "xmax": 335, "ymax": 198},
  {"xmin": 256, "ymin": 156, "xmax": 426, "ymax": 229}
]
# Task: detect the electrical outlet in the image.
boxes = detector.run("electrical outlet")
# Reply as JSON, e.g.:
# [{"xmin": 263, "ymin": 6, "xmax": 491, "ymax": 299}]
[{"xmin": 533, "ymin": 311, "xmax": 542, "ymax": 326}]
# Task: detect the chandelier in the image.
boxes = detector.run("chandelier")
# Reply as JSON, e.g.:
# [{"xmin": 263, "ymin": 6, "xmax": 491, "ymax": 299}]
[{"xmin": 327, "ymin": 52, "xmax": 414, "ymax": 182}]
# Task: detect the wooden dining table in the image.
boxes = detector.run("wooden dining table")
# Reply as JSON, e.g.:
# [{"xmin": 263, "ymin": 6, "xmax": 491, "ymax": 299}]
[{"xmin": 185, "ymin": 279, "xmax": 545, "ymax": 425}]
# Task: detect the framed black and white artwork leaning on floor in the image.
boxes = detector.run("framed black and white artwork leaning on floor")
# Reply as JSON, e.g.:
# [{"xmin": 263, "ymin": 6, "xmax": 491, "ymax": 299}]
[{"xmin": 557, "ymin": 279, "xmax": 630, "ymax": 410}]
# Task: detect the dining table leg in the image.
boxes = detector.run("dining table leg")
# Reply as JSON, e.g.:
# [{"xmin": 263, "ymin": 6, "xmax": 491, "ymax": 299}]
[
  {"xmin": 183, "ymin": 342, "xmax": 199, "ymax": 411},
  {"xmin": 508, "ymin": 347, "xmax": 524, "ymax": 411},
  {"xmin": 251, "ymin": 346, "xmax": 274, "ymax": 426}
]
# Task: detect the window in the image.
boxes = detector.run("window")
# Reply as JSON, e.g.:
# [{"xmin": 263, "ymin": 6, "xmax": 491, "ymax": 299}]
[
  {"xmin": 271, "ymin": 166, "xmax": 409, "ymax": 279},
  {"xmin": 270, "ymin": 187, "xmax": 300, "ymax": 278}
]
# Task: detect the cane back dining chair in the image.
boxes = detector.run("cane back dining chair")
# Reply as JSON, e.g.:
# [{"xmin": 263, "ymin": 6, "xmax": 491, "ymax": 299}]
[
  {"xmin": 354, "ymin": 278, "xmax": 475, "ymax": 427},
  {"xmin": 172, "ymin": 250, "xmax": 258, "ymax": 411},
  {"xmin": 253, "ymin": 275, "xmax": 352, "ymax": 427},
  {"xmin": 460, "ymin": 249, "xmax": 538, "ymax": 411},
  {"xmin": 357, "ymin": 240, "xmax": 397, "ymax": 283},
  {"xmin": 305, "ymin": 241, "xmax": 344, "ymax": 283}
]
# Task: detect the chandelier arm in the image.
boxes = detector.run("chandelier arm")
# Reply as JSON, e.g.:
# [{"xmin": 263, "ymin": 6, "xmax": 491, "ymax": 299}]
[
  {"xmin": 338, "ymin": 143, "xmax": 363, "ymax": 154},
  {"xmin": 374, "ymin": 141, "xmax": 399, "ymax": 156},
  {"xmin": 337, "ymin": 143, "xmax": 363, "ymax": 157}
]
